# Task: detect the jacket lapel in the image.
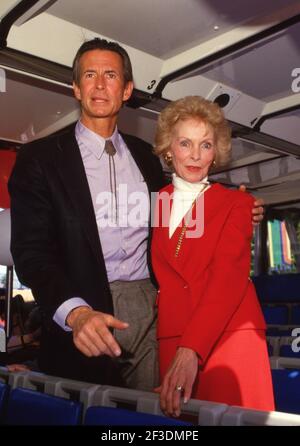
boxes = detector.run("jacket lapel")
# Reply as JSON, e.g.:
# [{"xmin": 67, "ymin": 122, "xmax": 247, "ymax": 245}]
[{"xmin": 55, "ymin": 127, "xmax": 107, "ymax": 270}]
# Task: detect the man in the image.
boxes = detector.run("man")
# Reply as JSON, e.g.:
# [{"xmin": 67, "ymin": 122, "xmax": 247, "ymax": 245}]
[{"xmin": 9, "ymin": 38, "xmax": 263, "ymax": 389}]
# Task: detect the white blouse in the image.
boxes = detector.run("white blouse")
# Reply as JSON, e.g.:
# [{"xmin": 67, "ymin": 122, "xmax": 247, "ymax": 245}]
[{"xmin": 169, "ymin": 173, "xmax": 211, "ymax": 238}]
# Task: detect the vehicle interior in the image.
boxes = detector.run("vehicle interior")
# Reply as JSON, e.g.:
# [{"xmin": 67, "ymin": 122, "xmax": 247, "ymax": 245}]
[{"xmin": 0, "ymin": 0, "xmax": 300, "ymax": 426}]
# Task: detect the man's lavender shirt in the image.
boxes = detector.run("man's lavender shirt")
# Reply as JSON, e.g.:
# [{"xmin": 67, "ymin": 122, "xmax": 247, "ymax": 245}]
[{"xmin": 54, "ymin": 121, "xmax": 150, "ymax": 330}]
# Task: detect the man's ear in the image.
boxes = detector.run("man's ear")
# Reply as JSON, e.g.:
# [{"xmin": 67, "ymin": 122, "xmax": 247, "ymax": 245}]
[
  {"xmin": 73, "ymin": 82, "xmax": 81, "ymax": 101},
  {"xmin": 123, "ymin": 81, "xmax": 134, "ymax": 102}
]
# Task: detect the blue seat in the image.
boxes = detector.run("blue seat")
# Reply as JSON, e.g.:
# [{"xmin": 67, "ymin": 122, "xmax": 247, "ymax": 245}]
[
  {"xmin": 262, "ymin": 305, "xmax": 289, "ymax": 325},
  {"xmin": 0, "ymin": 383, "xmax": 9, "ymax": 422},
  {"xmin": 291, "ymin": 305, "xmax": 300, "ymax": 324},
  {"xmin": 84, "ymin": 406, "xmax": 193, "ymax": 426},
  {"xmin": 5, "ymin": 387, "xmax": 82, "ymax": 425},
  {"xmin": 279, "ymin": 344, "xmax": 300, "ymax": 358},
  {"xmin": 253, "ymin": 274, "xmax": 300, "ymax": 303},
  {"xmin": 272, "ymin": 369, "xmax": 300, "ymax": 414}
]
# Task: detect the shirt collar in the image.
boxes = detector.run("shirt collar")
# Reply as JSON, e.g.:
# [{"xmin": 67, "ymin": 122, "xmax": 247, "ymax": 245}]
[
  {"xmin": 75, "ymin": 120, "xmax": 121, "ymax": 160},
  {"xmin": 172, "ymin": 173, "xmax": 210, "ymax": 193}
]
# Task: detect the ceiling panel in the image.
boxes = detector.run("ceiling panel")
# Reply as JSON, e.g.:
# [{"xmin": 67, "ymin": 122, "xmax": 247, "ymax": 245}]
[
  {"xmin": 188, "ymin": 21, "xmax": 300, "ymax": 102},
  {"xmin": 48, "ymin": 0, "xmax": 298, "ymax": 59},
  {"xmin": 261, "ymin": 109, "xmax": 300, "ymax": 146},
  {"xmin": 0, "ymin": 0, "xmax": 20, "ymax": 20}
]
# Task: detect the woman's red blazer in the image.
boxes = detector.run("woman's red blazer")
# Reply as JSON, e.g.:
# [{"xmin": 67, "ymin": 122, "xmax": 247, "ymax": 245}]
[{"xmin": 151, "ymin": 183, "xmax": 266, "ymax": 365}]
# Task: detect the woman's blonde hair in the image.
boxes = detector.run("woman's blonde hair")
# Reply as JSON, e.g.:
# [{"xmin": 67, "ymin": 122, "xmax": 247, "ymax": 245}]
[{"xmin": 154, "ymin": 96, "xmax": 232, "ymax": 168}]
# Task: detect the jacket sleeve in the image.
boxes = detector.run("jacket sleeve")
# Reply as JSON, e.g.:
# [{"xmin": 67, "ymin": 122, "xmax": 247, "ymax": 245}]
[
  {"xmin": 179, "ymin": 192, "xmax": 255, "ymax": 363},
  {"xmin": 8, "ymin": 146, "xmax": 77, "ymax": 322}
]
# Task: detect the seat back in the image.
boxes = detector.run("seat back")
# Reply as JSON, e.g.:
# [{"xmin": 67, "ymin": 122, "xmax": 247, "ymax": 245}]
[
  {"xmin": 262, "ymin": 305, "xmax": 289, "ymax": 324},
  {"xmin": 253, "ymin": 274, "xmax": 300, "ymax": 303},
  {"xmin": 5, "ymin": 387, "xmax": 82, "ymax": 425},
  {"xmin": 272, "ymin": 369, "xmax": 300, "ymax": 414},
  {"xmin": 291, "ymin": 305, "xmax": 300, "ymax": 324},
  {"xmin": 221, "ymin": 405, "xmax": 300, "ymax": 426},
  {"xmin": 84, "ymin": 406, "xmax": 192, "ymax": 426},
  {"xmin": 279, "ymin": 344, "xmax": 300, "ymax": 359},
  {"xmin": 0, "ymin": 382, "xmax": 9, "ymax": 422}
]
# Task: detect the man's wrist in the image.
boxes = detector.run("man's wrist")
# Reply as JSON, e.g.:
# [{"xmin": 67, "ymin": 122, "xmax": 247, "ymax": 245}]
[{"xmin": 66, "ymin": 306, "xmax": 92, "ymax": 329}]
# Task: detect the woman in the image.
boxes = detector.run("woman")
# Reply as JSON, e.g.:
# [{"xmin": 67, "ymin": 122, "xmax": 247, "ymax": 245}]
[{"xmin": 152, "ymin": 96, "xmax": 274, "ymax": 417}]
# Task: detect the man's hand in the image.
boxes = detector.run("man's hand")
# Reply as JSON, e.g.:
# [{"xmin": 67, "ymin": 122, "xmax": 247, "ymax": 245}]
[
  {"xmin": 239, "ymin": 184, "xmax": 264, "ymax": 225},
  {"xmin": 66, "ymin": 306, "xmax": 129, "ymax": 358}
]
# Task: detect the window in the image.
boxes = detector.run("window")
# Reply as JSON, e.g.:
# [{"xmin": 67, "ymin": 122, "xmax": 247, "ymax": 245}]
[
  {"xmin": 0, "ymin": 208, "xmax": 34, "ymax": 302},
  {"xmin": 0, "ymin": 265, "xmax": 34, "ymax": 302},
  {"xmin": 266, "ymin": 206, "xmax": 300, "ymax": 275},
  {"xmin": 267, "ymin": 219, "xmax": 296, "ymax": 274}
]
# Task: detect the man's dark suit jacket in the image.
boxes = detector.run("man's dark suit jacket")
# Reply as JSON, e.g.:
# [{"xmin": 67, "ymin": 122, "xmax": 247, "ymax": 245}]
[{"xmin": 8, "ymin": 125, "xmax": 166, "ymax": 384}]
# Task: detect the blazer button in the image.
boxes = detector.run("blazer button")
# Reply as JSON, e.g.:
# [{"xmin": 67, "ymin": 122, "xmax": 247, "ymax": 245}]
[{"xmin": 183, "ymin": 284, "xmax": 188, "ymax": 289}]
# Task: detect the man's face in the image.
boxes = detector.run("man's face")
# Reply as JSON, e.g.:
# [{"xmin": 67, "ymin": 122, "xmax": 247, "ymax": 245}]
[{"xmin": 73, "ymin": 49, "xmax": 133, "ymax": 122}]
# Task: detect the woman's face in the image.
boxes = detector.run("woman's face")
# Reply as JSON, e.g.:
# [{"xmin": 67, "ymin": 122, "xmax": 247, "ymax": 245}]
[{"xmin": 168, "ymin": 118, "xmax": 216, "ymax": 183}]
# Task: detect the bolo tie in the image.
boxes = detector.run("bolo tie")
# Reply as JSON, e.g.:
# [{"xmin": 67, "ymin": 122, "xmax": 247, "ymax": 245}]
[{"xmin": 104, "ymin": 139, "xmax": 118, "ymax": 223}]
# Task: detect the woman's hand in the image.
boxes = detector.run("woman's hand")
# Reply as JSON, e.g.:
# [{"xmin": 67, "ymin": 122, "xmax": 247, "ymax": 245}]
[{"xmin": 156, "ymin": 347, "xmax": 198, "ymax": 417}]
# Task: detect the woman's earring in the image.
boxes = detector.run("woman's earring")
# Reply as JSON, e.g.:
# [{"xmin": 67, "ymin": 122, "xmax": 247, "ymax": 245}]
[
  {"xmin": 164, "ymin": 152, "xmax": 172, "ymax": 164},
  {"xmin": 212, "ymin": 160, "xmax": 217, "ymax": 167}
]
